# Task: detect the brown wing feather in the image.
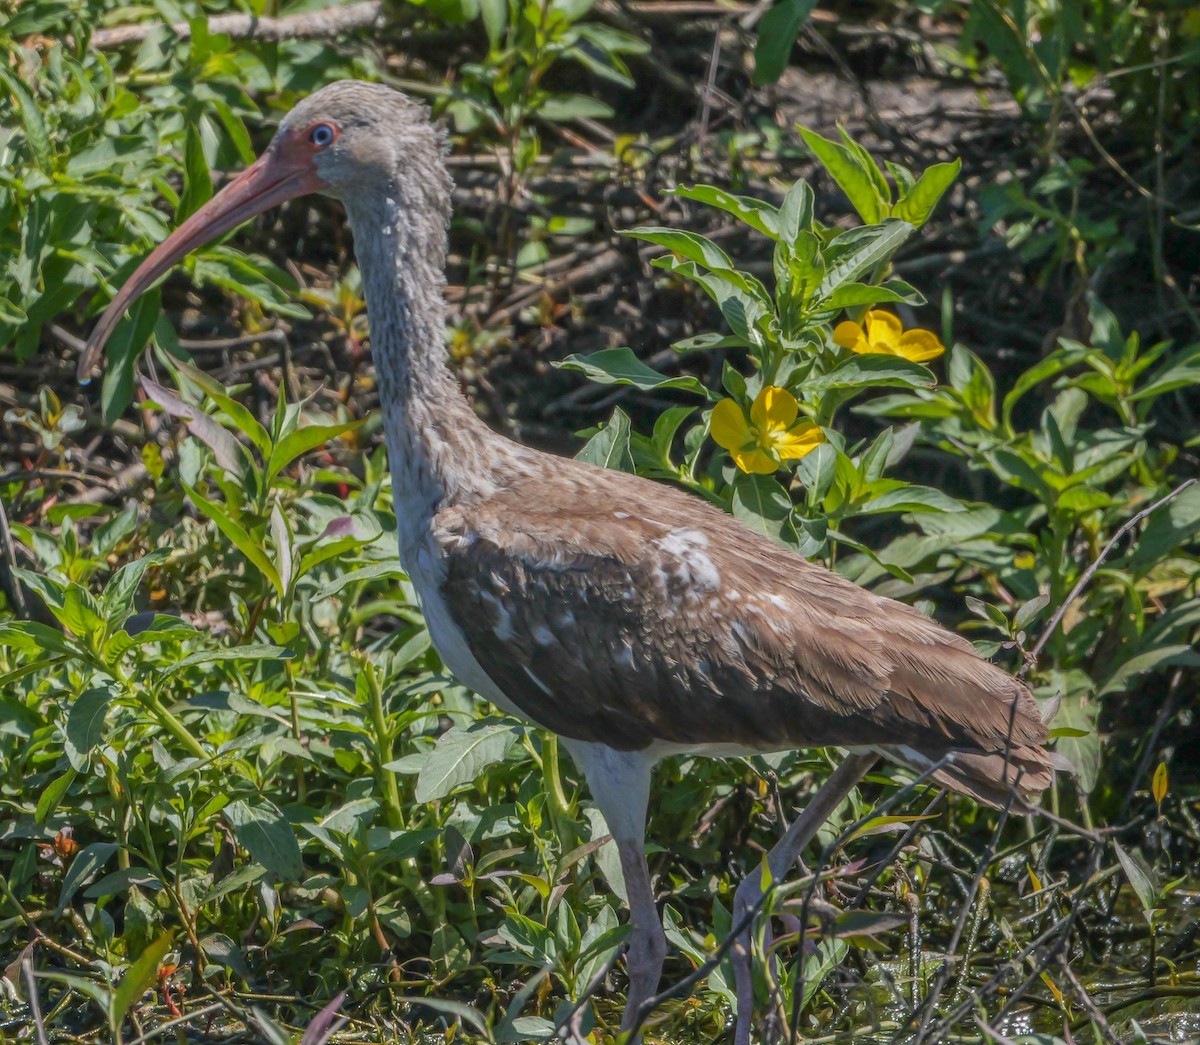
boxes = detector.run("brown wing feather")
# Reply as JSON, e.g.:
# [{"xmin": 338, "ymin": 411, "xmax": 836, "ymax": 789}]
[{"xmin": 435, "ymin": 461, "xmax": 1055, "ymax": 801}]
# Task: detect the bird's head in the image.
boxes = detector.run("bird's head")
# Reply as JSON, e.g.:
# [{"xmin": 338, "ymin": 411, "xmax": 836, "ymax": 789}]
[{"xmin": 78, "ymin": 80, "xmax": 444, "ymax": 382}]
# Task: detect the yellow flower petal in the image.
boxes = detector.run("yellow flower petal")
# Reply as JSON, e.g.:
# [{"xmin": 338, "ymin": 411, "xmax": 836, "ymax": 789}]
[
  {"xmin": 750, "ymin": 385, "xmax": 798, "ymax": 432},
  {"xmin": 710, "ymin": 398, "xmax": 751, "ymax": 451},
  {"xmin": 732, "ymin": 447, "xmax": 778, "ymax": 474},
  {"xmin": 832, "ymin": 320, "xmax": 865, "ymax": 350},
  {"xmin": 896, "ymin": 329, "xmax": 945, "ymax": 362},
  {"xmin": 775, "ymin": 422, "xmax": 825, "ymax": 460},
  {"xmin": 865, "ymin": 310, "xmax": 903, "ymax": 347}
]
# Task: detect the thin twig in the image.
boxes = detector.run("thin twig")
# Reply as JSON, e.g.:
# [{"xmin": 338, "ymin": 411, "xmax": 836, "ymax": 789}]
[
  {"xmin": 1057, "ymin": 955, "xmax": 1122, "ymax": 1045},
  {"xmin": 23, "ymin": 958, "xmax": 48, "ymax": 1045}
]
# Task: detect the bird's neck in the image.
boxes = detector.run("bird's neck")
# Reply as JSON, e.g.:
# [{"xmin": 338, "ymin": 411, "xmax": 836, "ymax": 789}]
[{"xmin": 346, "ymin": 179, "xmax": 496, "ymax": 557}]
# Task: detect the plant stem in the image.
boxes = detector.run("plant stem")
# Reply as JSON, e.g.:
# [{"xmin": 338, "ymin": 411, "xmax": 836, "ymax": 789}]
[
  {"xmin": 146, "ymin": 693, "xmax": 208, "ymax": 761},
  {"xmin": 364, "ymin": 664, "xmax": 405, "ymax": 830},
  {"xmin": 540, "ymin": 731, "xmax": 575, "ymax": 847}
]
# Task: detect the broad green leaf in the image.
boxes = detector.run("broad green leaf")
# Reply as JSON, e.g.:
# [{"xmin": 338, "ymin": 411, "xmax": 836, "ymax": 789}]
[
  {"xmin": 1100, "ymin": 645, "xmax": 1200, "ymax": 696},
  {"xmin": 65, "ymin": 687, "xmax": 112, "ymax": 767},
  {"xmin": 311, "ymin": 561, "xmax": 408, "ymax": 601},
  {"xmin": 856, "ymin": 485, "xmax": 965, "ymax": 515},
  {"xmin": 667, "ymin": 184, "xmax": 780, "ymax": 238},
  {"xmin": 112, "ymin": 932, "xmax": 174, "ymax": 1029},
  {"xmin": 556, "ymin": 347, "xmax": 712, "ymax": 398},
  {"xmin": 266, "ymin": 419, "xmax": 367, "ymax": 484},
  {"xmin": 183, "ymin": 482, "xmax": 283, "ymax": 596},
  {"xmin": 0, "ymin": 69, "xmax": 52, "ymax": 171},
  {"xmin": 623, "ymin": 227, "xmax": 733, "ymax": 271},
  {"xmin": 102, "ymin": 549, "xmax": 171, "ymax": 624},
  {"xmin": 36, "ymin": 768, "xmax": 77, "ymax": 824},
  {"xmin": 101, "ymin": 290, "xmax": 160, "ymax": 422},
  {"xmin": 1114, "ymin": 841, "xmax": 1159, "ymax": 918},
  {"xmin": 731, "ymin": 474, "xmax": 793, "ymax": 545},
  {"xmin": 140, "ymin": 375, "xmax": 246, "ymax": 478},
  {"xmin": 822, "ymin": 280, "xmax": 924, "ymax": 311},
  {"xmin": 1054, "ymin": 688, "xmax": 1100, "ymax": 793},
  {"xmin": 415, "ymin": 722, "xmax": 522, "ymax": 803},
  {"xmin": 799, "ymin": 126, "xmax": 884, "ymax": 224},
  {"xmin": 57, "ymin": 842, "xmax": 119, "ymax": 913},
  {"xmin": 176, "ymin": 361, "xmax": 272, "ymax": 457},
  {"xmin": 480, "ymin": 0, "xmax": 507, "ymax": 47},
  {"xmin": 893, "ymin": 159, "xmax": 961, "ymax": 226},
  {"xmin": 577, "ymin": 407, "xmax": 635, "ymax": 473},
  {"xmin": 753, "ymin": 0, "xmax": 819, "ymax": 85},
  {"xmin": 177, "ymin": 123, "xmax": 213, "ymax": 222},
  {"xmin": 165, "ymin": 643, "xmax": 289, "ymax": 674},
  {"xmin": 779, "ymin": 178, "xmax": 815, "ymax": 243},
  {"xmin": 807, "ymin": 353, "xmax": 935, "ymax": 394},
  {"xmin": 225, "ymin": 799, "xmax": 304, "ymax": 880},
  {"xmin": 816, "ymin": 220, "xmax": 913, "ymax": 299},
  {"xmin": 1128, "ymin": 482, "xmax": 1200, "ymax": 568},
  {"xmin": 0, "ymin": 620, "xmax": 75, "ymax": 657},
  {"xmin": 538, "ymin": 94, "xmax": 613, "ymax": 121}
]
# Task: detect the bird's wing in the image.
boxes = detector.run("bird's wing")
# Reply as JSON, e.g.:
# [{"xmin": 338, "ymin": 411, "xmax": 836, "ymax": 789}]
[{"xmin": 435, "ymin": 465, "xmax": 1053, "ymax": 795}]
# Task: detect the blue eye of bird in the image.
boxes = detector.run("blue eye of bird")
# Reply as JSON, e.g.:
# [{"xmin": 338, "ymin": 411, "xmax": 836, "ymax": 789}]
[{"xmin": 310, "ymin": 124, "xmax": 336, "ymax": 147}]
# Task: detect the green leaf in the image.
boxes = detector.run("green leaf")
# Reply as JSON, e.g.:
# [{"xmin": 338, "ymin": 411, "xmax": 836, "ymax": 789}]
[
  {"xmin": 807, "ymin": 353, "xmax": 935, "ymax": 394},
  {"xmin": 311, "ymin": 561, "xmax": 408, "ymax": 601},
  {"xmin": 856, "ymin": 485, "xmax": 965, "ymax": 515},
  {"xmin": 183, "ymin": 482, "xmax": 283, "ymax": 596},
  {"xmin": 415, "ymin": 722, "xmax": 521, "ymax": 803},
  {"xmin": 0, "ymin": 69, "xmax": 53, "ymax": 171},
  {"xmin": 102, "ymin": 549, "xmax": 171, "ymax": 625},
  {"xmin": 667, "ymin": 185, "xmax": 780, "ymax": 238},
  {"xmin": 753, "ymin": 0, "xmax": 819, "ymax": 85},
  {"xmin": 1128, "ymin": 482, "xmax": 1200, "ymax": 568},
  {"xmin": 816, "ymin": 220, "xmax": 913, "ymax": 299},
  {"xmin": 165, "ymin": 643, "xmax": 289, "ymax": 675},
  {"xmin": 556, "ymin": 348, "xmax": 713, "ymax": 398},
  {"xmin": 177, "ymin": 362, "xmax": 272, "ymax": 458},
  {"xmin": 480, "ymin": 0, "xmax": 507, "ymax": 47},
  {"xmin": 1054, "ymin": 688, "xmax": 1100, "ymax": 793},
  {"xmin": 178, "ymin": 123, "xmax": 213, "ymax": 222},
  {"xmin": 36, "ymin": 768, "xmax": 77, "ymax": 824},
  {"xmin": 112, "ymin": 932, "xmax": 174, "ymax": 1030},
  {"xmin": 822, "ymin": 280, "xmax": 925, "ymax": 311},
  {"xmin": 1100, "ymin": 645, "xmax": 1200, "ymax": 696},
  {"xmin": 731, "ymin": 474, "xmax": 793, "ymax": 545},
  {"xmin": 57, "ymin": 842, "xmax": 119, "ymax": 913},
  {"xmin": 200, "ymin": 932, "xmax": 252, "ymax": 980},
  {"xmin": 623, "ymin": 227, "xmax": 733, "ymax": 271},
  {"xmin": 1114, "ymin": 841, "xmax": 1159, "ymax": 917},
  {"xmin": 893, "ymin": 159, "xmax": 961, "ymax": 227},
  {"xmin": 140, "ymin": 375, "xmax": 246, "ymax": 479},
  {"xmin": 266, "ymin": 419, "xmax": 366, "ymax": 484},
  {"xmin": 101, "ymin": 290, "xmax": 161, "ymax": 422},
  {"xmin": 225, "ymin": 799, "xmax": 304, "ymax": 880},
  {"xmin": 577, "ymin": 407, "xmax": 635, "ymax": 473},
  {"xmin": 65, "ymin": 687, "xmax": 112, "ymax": 767},
  {"xmin": 798, "ymin": 127, "xmax": 885, "ymax": 224},
  {"xmin": 0, "ymin": 620, "xmax": 75, "ymax": 657},
  {"xmin": 537, "ymin": 93, "xmax": 613, "ymax": 121}
]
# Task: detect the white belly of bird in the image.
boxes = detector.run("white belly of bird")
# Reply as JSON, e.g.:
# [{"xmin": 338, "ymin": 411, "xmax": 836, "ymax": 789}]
[{"xmin": 407, "ymin": 537, "xmax": 532, "ymax": 724}]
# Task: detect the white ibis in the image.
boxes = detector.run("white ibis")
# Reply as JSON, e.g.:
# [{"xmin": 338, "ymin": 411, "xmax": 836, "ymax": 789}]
[{"xmin": 79, "ymin": 81, "xmax": 1059, "ymax": 1043}]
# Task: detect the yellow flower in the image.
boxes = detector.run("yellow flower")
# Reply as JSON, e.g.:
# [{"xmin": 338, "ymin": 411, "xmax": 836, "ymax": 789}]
[
  {"xmin": 832, "ymin": 310, "xmax": 945, "ymax": 362},
  {"xmin": 710, "ymin": 385, "xmax": 824, "ymax": 475}
]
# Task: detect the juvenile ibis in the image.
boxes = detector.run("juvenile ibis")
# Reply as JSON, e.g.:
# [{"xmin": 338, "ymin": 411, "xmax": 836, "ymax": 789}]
[{"xmin": 79, "ymin": 80, "xmax": 1059, "ymax": 1043}]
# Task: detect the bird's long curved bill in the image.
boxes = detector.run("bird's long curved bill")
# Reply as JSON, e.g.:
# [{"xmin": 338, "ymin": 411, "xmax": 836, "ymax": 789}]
[{"xmin": 78, "ymin": 148, "xmax": 319, "ymax": 383}]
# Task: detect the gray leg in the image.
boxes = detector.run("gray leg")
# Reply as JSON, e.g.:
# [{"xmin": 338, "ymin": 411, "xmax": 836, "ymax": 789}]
[
  {"xmin": 730, "ymin": 753, "xmax": 878, "ymax": 1045},
  {"xmin": 561, "ymin": 741, "xmax": 664, "ymax": 1040}
]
